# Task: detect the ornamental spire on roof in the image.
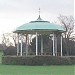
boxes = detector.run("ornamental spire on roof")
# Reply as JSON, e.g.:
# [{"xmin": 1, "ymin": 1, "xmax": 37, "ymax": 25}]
[
  {"xmin": 39, "ymin": 8, "xmax": 40, "ymax": 18},
  {"xmin": 37, "ymin": 8, "xmax": 43, "ymax": 21}
]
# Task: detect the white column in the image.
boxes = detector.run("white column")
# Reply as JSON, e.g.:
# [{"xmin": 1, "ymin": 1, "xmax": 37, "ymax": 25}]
[
  {"xmin": 61, "ymin": 34, "xmax": 62, "ymax": 56},
  {"xmin": 20, "ymin": 34, "xmax": 23, "ymax": 56},
  {"xmin": 17, "ymin": 33, "xmax": 19, "ymax": 56},
  {"xmin": 53, "ymin": 33, "xmax": 55, "ymax": 56},
  {"xmin": 26, "ymin": 34, "xmax": 28, "ymax": 56},
  {"xmin": 27, "ymin": 35, "xmax": 29, "ymax": 55},
  {"xmin": 55, "ymin": 34, "xmax": 57, "ymax": 56},
  {"xmin": 41, "ymin": 35, "xmax": 43, "ymax": 55},
  {"xmin": 36, "ymin": 32, "xmax": 38, "ymax": 55}
]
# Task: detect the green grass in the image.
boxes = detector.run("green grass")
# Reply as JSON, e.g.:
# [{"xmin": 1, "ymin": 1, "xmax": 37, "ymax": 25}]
[
  {"xmin": 0, "ymin": 52, "xmax": 75, "ymax": 75},
  {"xmin": 0, "ymin": 65, "xmax": 74, "ymax": 75}
]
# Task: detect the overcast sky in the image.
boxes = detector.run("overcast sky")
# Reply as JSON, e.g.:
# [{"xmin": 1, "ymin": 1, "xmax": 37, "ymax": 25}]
[{"xmin": 0, "ymin": 0, "xmax": 74, "ymax": 35}]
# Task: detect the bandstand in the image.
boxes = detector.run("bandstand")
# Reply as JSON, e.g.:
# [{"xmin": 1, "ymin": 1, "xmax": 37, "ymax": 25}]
[{"xmin": 14, "ymin": 13, "xmax": 65, "ymax": 56}]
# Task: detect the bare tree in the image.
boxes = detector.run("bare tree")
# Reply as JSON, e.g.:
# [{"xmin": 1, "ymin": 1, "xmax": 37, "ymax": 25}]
[
  {"xmin": 2, "ymin": 33, "xmax": 7, "ymax": 46},
  {"xmin": 1, "ymin": 33, "xmax": 13, "ymax": 49},
  {"xmin": 1, "ymin": 33, "xmax": 7, "ymax": 50},
  {"xmin": 2, "ymin": 33, "xmax": 15, "ymax": 47},
  {"xmin": 58, "ymin": 15, "xmax": 74, "ymax": 55},
  {"xmin": 10, "ymin": 33, "xmax": 18, "ymax": 47}
]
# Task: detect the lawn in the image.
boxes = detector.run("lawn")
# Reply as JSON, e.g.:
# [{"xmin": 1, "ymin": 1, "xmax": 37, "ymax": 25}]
[
  {"xmin": 0, "ymin": 65, "xmax": 74, "ymax": 75},
  {"xmin": 0, "ymin": 52, "xmax": 75, "ymax": 75}
]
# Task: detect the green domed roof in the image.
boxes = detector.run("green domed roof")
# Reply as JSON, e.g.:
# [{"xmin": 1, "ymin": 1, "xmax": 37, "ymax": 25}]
[{"xmin": 14, "ymin": 16, "xmax": 65, "ymax": 34}]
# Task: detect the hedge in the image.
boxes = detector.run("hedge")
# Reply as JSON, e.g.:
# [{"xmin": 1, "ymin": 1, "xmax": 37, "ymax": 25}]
[{"xmin": 2, "ymin": 56, "xmax": 75, "ymax": 65}]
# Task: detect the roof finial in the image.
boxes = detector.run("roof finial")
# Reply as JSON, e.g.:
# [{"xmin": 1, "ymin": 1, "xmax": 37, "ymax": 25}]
[{"xmin": 39, "ymin": 8, "xmax": 40, "ymax": 18}]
